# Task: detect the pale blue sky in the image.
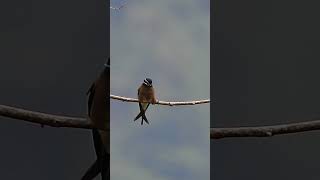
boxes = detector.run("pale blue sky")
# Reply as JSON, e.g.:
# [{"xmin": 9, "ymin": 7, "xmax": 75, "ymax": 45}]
[{"xmin": 110, "ymin": 0, "xmax": 210, "ymax": 179}]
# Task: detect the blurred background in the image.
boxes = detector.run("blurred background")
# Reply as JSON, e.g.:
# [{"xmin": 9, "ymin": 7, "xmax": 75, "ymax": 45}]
[
  {"xmin": 0, "ymin": 0, "xmax": 210, "ymax": 179},
  {"xmin": 111, "ymin": 0, "xmax": 210, "ymax": 180},
  {"xmin": 212, "ymin": 0, "xmax": 320, "ymax": 179},
  {"xmin": 0, "ymin": 0, "xmax": 108, "ymax": 179}
]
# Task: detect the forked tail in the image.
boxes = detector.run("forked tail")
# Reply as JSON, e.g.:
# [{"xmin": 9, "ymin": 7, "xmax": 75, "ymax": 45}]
[{"xmin": 134, "ymin": 111, "xmax": 149, "ymax": 125}]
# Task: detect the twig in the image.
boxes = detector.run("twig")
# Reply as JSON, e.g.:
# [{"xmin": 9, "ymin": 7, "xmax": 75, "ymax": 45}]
[
  {"xmin": 110, "ymin": 94, "xmax": 210, "ymax": 106},
  {"xmin": 211, "ymin": 120, "xmax": 320, "ymax": 139},
  {"xmin": 0, "ymin": 104, "xmax": 97, "ymax": 130}
]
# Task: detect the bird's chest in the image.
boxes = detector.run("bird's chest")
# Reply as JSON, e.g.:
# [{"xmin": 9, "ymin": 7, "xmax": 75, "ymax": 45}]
[{"xmin": 139, "ymin": 88, "xmax": 153, "ymax": 102}]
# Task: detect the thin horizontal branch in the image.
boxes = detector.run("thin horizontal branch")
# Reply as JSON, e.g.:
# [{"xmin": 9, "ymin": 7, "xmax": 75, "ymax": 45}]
[
  {"xmin": 211, "ymin": 120, "xmax": 320, "ymax": 139},
  {"xmin": 0, "ymin": 105, "xmax": 97, "ymax": 130},
  {"xmin": 0, "ymin": 94, "xmax": 209, "ymax": 129},
  {"xmin": 3, "ymin": 104, "xmax": 320, "ymax": 139},
  {"xmin": 110, "ymin": 94, "xmax": 210, "ymax": 106}
]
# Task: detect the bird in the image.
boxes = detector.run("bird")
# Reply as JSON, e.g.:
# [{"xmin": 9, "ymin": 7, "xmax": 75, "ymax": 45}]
[
  {"xmin": 81, "ymin": 59, "xmax": 110, "ymax": 180},
  {"xmin": 134, "ymin": 78, "xmax": 157, "ymax": 125}
]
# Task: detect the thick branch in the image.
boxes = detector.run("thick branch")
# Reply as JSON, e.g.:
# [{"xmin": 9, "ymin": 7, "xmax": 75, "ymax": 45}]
[
  {"xmin": 0, "ymin": 105, "xmax": 96, "ymax": 130},
  {"xmin": 211, "ymin": 120, "xmax": 320, "ymax": 139},
  {"xmin": 110, "ymin": 94, "xmax": 210, "ymax": 106}
]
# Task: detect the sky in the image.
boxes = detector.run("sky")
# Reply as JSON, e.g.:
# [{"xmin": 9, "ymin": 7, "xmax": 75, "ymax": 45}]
[{"xmin": 110, "ymin": 0, "xmax": 210, "ymax": 180}]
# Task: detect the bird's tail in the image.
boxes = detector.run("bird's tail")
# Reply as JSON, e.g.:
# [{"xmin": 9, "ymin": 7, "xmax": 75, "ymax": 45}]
[
  {"xmin": 100, "ymin": 153, "xmax": 109, "ymax": 180},
  {"xmin": 81, "ymin": 153, "xmax": 109, "ymax": 180},
  {"xmin": 81, "ymin": 159, "xmax": 100, "ymax": 180},
  {"xmin": 134, "ymin": 112, "xmax": 149, "ymax": 125},
  {"xmin": 81, "ymin": 130, "xmax": 109, "ymax": 180}
]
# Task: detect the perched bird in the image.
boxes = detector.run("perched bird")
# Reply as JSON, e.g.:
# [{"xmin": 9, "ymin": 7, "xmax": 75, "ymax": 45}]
[
  {"xmin": 134, "ymin": 78, "xmax": 157, "ymax": 125},
  {"xmin": 81, "ymin": 59, "xmax": 110, "ymax": 180}
]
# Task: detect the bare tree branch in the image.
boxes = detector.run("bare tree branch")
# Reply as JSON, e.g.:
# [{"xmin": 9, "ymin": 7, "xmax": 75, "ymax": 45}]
[
  {"xmin": 1, "ymin": 103, "xmax": 320, "ymax": 140},
  {"xmin": 0, "ymin": 94, "xmax": 209, "ymax": 130},
  {"xmin": 110, "ymin": 94, "xmax": 210, "ymax": 106},
  {"xmin": 0, "ymin": 104, "xmax": 96, "ymax": 130},
  {"xmin": 211, "ymin": 120, "xmax": 320, "ymax": 139}
]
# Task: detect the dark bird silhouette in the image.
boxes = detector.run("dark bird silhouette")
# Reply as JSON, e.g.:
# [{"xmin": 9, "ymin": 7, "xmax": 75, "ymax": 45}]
[
  {"xmin": 134, "ymin": 78, "xmax": 157, "ymax": 125},
  {"xmin": 81, "ymin": 59, "xmax": 110, "ymax": 180}
]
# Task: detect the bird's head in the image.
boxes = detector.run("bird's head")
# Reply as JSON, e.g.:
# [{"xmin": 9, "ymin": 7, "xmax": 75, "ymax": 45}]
[{"xmin": 143, "ymin": 78, "xmax": 153, "ymax": 87}]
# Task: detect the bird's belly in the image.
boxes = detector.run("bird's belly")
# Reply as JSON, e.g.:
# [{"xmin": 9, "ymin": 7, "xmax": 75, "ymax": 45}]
[{"xmin": 141, "ymin": 102, "xmax": 149, "ymax": 110}]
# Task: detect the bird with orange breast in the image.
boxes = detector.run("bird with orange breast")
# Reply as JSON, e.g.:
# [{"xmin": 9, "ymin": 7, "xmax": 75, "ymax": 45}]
[{"xmin": 134, "ymin": 78, "xmax": 157, "ymax": 125}]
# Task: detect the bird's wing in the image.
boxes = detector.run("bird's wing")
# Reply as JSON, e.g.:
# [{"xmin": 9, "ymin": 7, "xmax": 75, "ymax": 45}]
[
  {"xmin": 86, "ymin": 83, "xmax": 95, "ymax": 116},
  {"xmin": 80, "ymin": 159, "xmax": 100, "ymax": 180},
  {"xmin": 137, "ymin": 86, "xmax": 141, "ymax": 96},
  {"xmin": 92, "ymin": 129, "xmax": 104, "ymax": 157},
  {"xmin": 139, "ymin": 102, "xmax": 150, "ymax": 112}
]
